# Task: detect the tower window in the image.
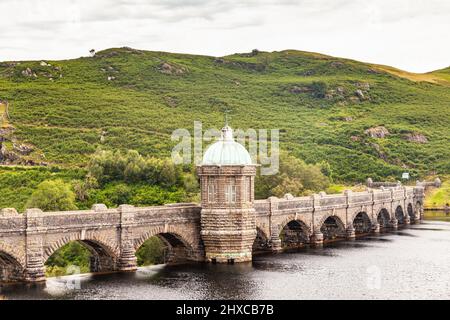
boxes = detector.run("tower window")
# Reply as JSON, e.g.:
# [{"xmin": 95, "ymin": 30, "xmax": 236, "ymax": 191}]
[
  {"xmin": 225, "ymin": 184, "xmax": 236, "ymax": 203},
  {"xmin": 208, "ymin": 183, "xmax": 215, "ymax": 203}
]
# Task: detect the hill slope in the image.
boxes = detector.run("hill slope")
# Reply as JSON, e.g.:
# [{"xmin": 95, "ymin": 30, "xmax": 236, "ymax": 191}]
[{"xmin": 0, "ymin": 48, "xmax": 449, "ymax": 185}]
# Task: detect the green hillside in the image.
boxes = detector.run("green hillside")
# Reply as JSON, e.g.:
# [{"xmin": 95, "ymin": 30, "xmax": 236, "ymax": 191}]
[{"xmin": 0, "ymin": 47, "xmax": 449, "ymax": 210}]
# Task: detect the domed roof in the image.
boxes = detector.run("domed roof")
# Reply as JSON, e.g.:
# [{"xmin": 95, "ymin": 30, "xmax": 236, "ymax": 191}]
[{"xmin": 202, "ymin": 125, "xmax": 253, "ymax": 166}]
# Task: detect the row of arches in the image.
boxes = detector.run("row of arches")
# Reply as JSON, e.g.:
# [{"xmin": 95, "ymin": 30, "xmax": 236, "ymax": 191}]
[
  {"xmin": 254, "ymin": 203, "xmax": 421, "ymax": 251},
  {"xmin": 0, "ymin": 230, "xmax": 198, "ymax": 283},
  {"xmin": 0, "ymin": 202, "xmax": 422, "ymax": 282}
]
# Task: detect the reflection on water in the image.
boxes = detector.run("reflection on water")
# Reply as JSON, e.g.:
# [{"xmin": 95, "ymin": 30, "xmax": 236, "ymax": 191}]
[{"xmin": 1, "ymin": 220, "xmax": 450, "ymax": 300}]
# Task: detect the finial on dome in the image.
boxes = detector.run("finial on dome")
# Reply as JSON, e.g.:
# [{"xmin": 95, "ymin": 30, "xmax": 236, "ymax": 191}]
[
  {"xmin": 222, "ymin": 124, "xmax": 233, "ymax": 141},
  {"xmin": 221, "ymin": 110, "xmax": 233, "ymax": 141},
  {"xmin": 224, "ymin": 109, "xmax": 230, "ymax": 127}
]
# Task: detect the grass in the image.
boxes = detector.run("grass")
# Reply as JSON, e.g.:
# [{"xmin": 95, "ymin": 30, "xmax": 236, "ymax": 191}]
[
  {"xmin": 0, "ymin": 47, "xmax": 449, "ymax": 209},
  {"xmin": 370, "ymin": 64, "xmax": 450, "ymax": 86},
  {"xmin": 0, "ymin": 102, "xmax": 10, "ymax": 128},
  {"xmin": 425, "ymin": 179, "xmax": 450, "ymax": 208}
]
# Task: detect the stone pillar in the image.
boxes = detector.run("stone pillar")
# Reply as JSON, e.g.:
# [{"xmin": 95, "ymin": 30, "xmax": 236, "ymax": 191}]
[
  {"xmin": 346, "ymin": 226, "xmax": 356, "ymax": 240},
  {"xmin": 23, "ymin": 209, "xmax": 46, "ymax": 282},
  {"xmin": 371, "ymin": 223, "xmax": 380, "ymax": 234},
  {"xmin": 391, "ymin": 218, "xmax": 398, "ymax": 230},
  {"xmin": 118, "ymin": 205, "xmax": 137, "ymax": 271},
  {"xmin": 404, "ymin": 215, "xmax": 411, "ymax": 225},
  {"xmin": 310, "ymin": 231, "xmax": 323, "ymax": 247},
  {"xmin": 269, "ymin": 224, "xmax": 282, "ymax": 252},
  {"xmin": 268, "ymin": 197, "xmax": 282, "ymax": 252}
]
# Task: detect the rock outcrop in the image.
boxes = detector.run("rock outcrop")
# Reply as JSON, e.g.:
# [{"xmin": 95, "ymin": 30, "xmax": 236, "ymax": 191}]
[
  {"xmin": 158, "ymin": 62, "xmax": 188, "ymax": 75},
  {"xmin": 365, "ymin": 126, "xmax": 390, "ymax": 138},
  {"xmin": 404, "ymin": 133, "xmax": 428, "ymax": 144}
]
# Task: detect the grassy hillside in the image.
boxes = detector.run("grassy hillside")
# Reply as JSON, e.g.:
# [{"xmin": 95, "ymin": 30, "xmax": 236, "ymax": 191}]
[
  {"xmin": 0, "ymin": 47, "xmax": 449, "ymax": 210},
  {"xmin": 425, "ymin": 178, "xmax": 450, "ymax": 208}
]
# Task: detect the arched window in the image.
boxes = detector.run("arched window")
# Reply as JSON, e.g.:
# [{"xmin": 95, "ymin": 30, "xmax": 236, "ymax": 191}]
[
  {"xmin": 207, "ymin": 178, "xmax": 216, "ymax": 203},
  {"xmin": 225, "ymin": 178, "xmax": 236, "ymax": 203}
]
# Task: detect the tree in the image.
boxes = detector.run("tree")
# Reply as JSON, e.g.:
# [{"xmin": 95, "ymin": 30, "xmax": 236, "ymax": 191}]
[
  {"xmin": 255, "ymin": 152, "xmax": 330, "ymax": 199},
  {"xmin": 135, "ymin": 237, "xmax": 166, "ymax": 266},
  {"xmin": 26, "ymin": 179, "xmax": 77, "ymax": 211}
]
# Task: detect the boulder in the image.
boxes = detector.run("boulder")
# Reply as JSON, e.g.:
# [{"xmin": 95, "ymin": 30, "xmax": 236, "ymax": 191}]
[
  {"xmin": 404, "ymin": 133, "xmax": 428, "ymax": 144},
  {"xmin": 13, "ymin": 143, "xmax": 33, "ymax": 155},
  {"xmin": 330, "ymin": 61, "xmax": 344, "ymax": 68},
  {"xmin": 356, "ymin": 82, "xmax": 370, "ymax": 90},
  {"xmin": 355, "ymin": 89, "xmax": 365, "ymax": 99},
  {"xmin": 365, "ymin": 126, "xmax": 390, "ymax": 138},
  {"xmin": 21, "ymin": 67, "xmax": 33, "ymax": 77},
  {"xmin": 158, "ymin": 62, "xmax": 187, "ymax": 75},
  {"xmin": 336, "ymin": 86, "xmax": 345, "ymax": 94},
  {"xmin": 289, "ymin": 86, "xmax": 311, "ymax": 94}
]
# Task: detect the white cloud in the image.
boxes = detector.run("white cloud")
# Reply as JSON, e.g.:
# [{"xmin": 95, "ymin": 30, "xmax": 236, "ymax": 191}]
[{"xmin": 0, "ymin": 0, "xmax": 449, "ymax": 72}]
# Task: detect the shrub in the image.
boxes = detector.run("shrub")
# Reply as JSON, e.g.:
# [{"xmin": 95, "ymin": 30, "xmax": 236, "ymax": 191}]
[{"xmin": 26, "ymin": 179, "xmax": 77, "ymax": 211}]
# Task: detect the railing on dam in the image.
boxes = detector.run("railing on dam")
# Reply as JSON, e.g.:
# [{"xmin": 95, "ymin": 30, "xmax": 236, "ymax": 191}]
[
  {"xmin": 0, "ymin": 203, "xmax": 202, "ymax": 232},
  {"xmin": 254, "ymin": 185, "xmax": 423, "ymax": 216}
]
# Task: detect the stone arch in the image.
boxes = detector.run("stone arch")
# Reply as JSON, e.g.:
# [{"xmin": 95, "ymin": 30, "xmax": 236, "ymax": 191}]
[
  {"xmin": 395, "ymin": 205, "xmax": 405, "ymax": 224},
  {"xmin": 134, "ymin": 225, "xmax": 198, "ymax": 263},
  {"xmin": 0, "ymin": 241, "xmax": 25, "ymax": 267},
  {"xmin": 278, "ymin": 215, "xmax": 312, "ymax": 237},
  {"xmin": 377, "ymin": 208, "xmax": 391, "ymax": 229},
  {"xmin": 320, "ymin": 215, "xmax": 346, "ymax": 242},
  {"xmin": 44, "ymin": 233, "xmax": 119, "ymax": 273},
  {"xmin": 352, "ymin": 212, "xmax": 372, "ymax": 235},
  {"xmin": 252, "ymin": 227, "xmax": 270, "ymax": 253},
  {"xmin": 279, "ymin": 219, "xmax": 311, "ymax": 248},
  {"xmin": 0, "ymin": 243, "xmax": 25, "ymax": 282}
]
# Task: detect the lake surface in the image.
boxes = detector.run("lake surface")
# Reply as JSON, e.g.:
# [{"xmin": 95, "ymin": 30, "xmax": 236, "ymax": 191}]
[{"xmin": 1, "ymin": 218, "xmax": 450, "ymax": 300}]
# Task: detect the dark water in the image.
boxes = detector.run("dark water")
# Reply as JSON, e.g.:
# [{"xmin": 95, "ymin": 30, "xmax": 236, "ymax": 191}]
[{"xmin": 1, "ymin": 220, "xmax": 450, "ymax": 300}]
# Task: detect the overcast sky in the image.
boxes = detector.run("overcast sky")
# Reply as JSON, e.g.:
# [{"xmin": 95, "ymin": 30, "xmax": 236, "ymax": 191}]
[{"xmin": 1, "ymin": 0, "xmax": 449, "ymax": 72}]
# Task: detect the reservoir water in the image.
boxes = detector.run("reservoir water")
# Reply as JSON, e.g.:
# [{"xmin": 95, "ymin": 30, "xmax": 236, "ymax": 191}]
[{"xmin": 1, "ymin": 216, "xmax": 450, "ymax": 300}]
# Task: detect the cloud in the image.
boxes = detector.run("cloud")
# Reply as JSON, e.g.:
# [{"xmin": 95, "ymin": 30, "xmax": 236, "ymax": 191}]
[{"xmin": 0, "ymin": 0, "xmax": 448, "ymax": 72}]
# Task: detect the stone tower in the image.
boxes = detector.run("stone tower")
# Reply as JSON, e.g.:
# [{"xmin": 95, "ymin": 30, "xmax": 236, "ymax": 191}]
[{"xmin": 197, "ymin": 123, "xmax": 257, "ymax": 263}]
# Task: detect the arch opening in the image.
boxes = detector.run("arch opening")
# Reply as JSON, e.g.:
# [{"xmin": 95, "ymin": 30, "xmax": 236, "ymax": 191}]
[
  {"xmin": 377, "ymin": 208, "xmax": 390, "ymax": 230},
  {"xmin": 320, "ymin": 216, "xmax": 346, "ymax": 242},
  {"xmin": 395, "ymin": 206, "xmax": 405, "ymax": 225},
  {"xmin": 45, "ymin": 240, "xmax": 117, "ymax": 277},
  {"xmin": 280, "ymin": 220, "xmax": 310, "ymax": 249},
  {"xmin": 0, "ymin": 251, "xmax": 24, "ymax": 282},
  {"xmin": 135, "ymin": 232, "xmax": 195, "ymax": 266},
  {"xmin": 252, "ymin": 228, "xmax": 270, "ymax": 254},
  {"xmin": 353, "ymin": 212, "xmax": 372, "ymax": 235}
]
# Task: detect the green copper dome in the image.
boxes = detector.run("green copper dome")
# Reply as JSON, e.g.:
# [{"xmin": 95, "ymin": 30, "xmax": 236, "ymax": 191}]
[{"xmin": 202, "ymin": 125, "xmax": 253, "ymax": 166}]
